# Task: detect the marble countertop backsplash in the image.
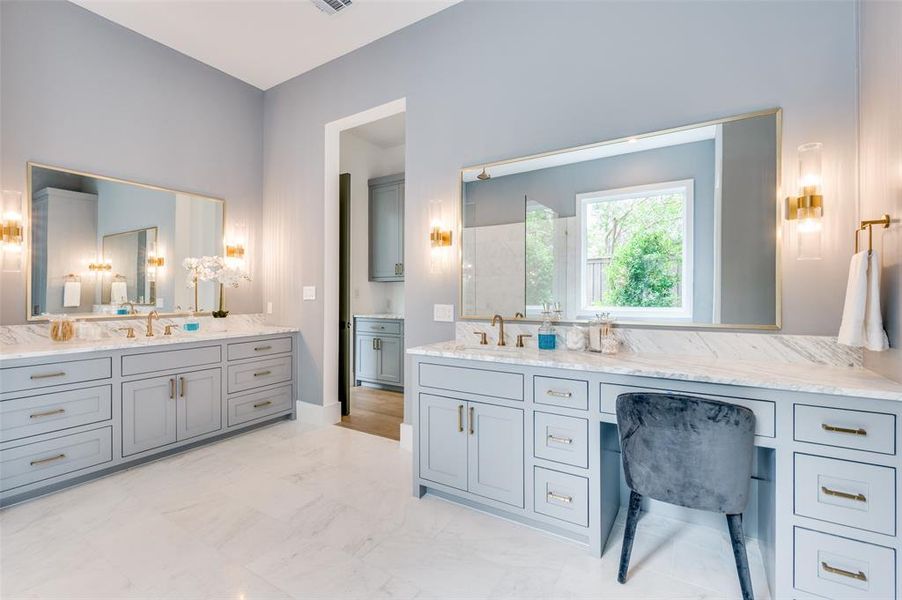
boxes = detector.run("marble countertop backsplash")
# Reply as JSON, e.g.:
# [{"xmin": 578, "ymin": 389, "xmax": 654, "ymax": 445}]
[
  {"xmin": 409, "ymin": 340, "xmax": 902, "ymax": 402},
  {"xmin": 0, "ymin": 313, "xmax": 298, "ymax": 361}
]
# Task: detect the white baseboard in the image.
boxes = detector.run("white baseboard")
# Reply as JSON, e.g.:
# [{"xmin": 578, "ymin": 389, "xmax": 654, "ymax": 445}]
[
  {"xmin": 296, "ymin": 400, "xmax": 342, "ymax": 426},
  {"xmin": 399, "ymin": 422, "xmax": 413, "ymax": 451}
]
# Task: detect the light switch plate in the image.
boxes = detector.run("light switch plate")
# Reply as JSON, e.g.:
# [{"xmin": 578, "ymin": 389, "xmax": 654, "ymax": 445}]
[
  {"xmin": 266, "ymin": 301, "xmax": 273, "ymax": 314},
  {"xmin": 156, "ymin": 298, "xmax": 165, "ymax": 308},
  {"xmin": 303, "ymin": 286, "xmax": 316, "ymax": 301},
  {"xmin": 433, "ymin": 304, "xmax": 454, "ymax": 322}
]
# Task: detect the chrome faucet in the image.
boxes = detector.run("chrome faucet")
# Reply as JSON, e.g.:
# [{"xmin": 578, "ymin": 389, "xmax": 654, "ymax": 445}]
[
  {"xmin": 491, "ymin": 314, "xmax": 506, "ymax": 346},
  {"xmin": 145, "ymin": 310, "xmax": 159, "ymax": 337}
]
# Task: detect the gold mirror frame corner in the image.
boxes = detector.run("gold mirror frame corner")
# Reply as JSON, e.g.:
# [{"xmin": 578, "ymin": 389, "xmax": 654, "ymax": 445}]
[
  {"xmin": 457, "ymin": 107, "xmax": 784, "ymax": 331},
  {"xmin": 24, "ymin": 161, "xmax": 226, "ymax": 323}
]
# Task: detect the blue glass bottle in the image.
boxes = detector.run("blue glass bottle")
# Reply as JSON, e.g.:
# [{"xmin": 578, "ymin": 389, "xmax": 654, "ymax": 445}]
[{"xmin": 538, "ymin": 317, "xmax": 556, "ymax": 350}]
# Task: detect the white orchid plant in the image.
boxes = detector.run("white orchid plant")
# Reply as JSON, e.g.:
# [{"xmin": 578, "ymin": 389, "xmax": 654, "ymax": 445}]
[{"xmin": 182, "ymin": 256, "xmax": 251, "ymax": 316}]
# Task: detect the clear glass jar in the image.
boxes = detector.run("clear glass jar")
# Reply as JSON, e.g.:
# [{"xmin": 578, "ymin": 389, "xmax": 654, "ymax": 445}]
[{"xmin": 49, "ymin": 315, "xmax": 75, "ymax": 342}]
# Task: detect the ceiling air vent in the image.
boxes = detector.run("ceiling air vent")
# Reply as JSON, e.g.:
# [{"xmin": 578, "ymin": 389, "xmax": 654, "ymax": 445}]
[{"xmin": 310, "ymin": 0, "xmax": 352, "ymax": 15}]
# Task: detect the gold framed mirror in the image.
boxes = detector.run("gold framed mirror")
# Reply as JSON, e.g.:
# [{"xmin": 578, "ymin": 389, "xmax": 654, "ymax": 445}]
[{"xmin": 26, "ymin": 162, "xmax": 225, "ymax": 321}]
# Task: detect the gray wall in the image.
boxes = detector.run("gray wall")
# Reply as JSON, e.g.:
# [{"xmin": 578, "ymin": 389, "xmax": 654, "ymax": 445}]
[
  {"xmin": 262, "ymin": 1, "xmax": 859, "ymax": 409},
  {"xmin": 0, "ymin": 0, "xmax": 264, "ymax": 324},
  {"xmin": 859, "ymin": 0, "xmax": 902, "ymax": 382}
]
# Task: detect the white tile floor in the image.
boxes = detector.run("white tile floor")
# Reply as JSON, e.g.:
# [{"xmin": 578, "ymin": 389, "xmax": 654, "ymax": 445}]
[{"xmin": 0, "ymin": 421, "xmax": 770, "ymax": 599}]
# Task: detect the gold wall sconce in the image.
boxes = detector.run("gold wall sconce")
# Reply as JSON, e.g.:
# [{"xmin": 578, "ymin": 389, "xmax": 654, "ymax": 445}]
[
  {"xmin": 429, "ymin": 225, "xmax": 452, "ymax": 248},
  {"xmin": 225, "ymin": 244, "xmax": 245, "ymax": 259},
  {"xmin": 1, "ymin": 190, "xmax": 24, "ymax": 272},
  {"xmin": 785, "ymin": 142, "xmax": 824, "ymax": 232},
  {"xmin": 147, "ymin": 256, "xmax": 165, "ymax": 268},
  {"xmin": 89, "ymin": 261, "xmax": 112, "ymax": 272}
]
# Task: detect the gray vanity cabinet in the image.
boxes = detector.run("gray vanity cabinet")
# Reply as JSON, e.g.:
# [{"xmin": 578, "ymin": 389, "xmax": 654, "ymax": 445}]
[
  {"xmin": 418, "ymin": 393, "xmax": 524, "ymax": 507},
  {"xmin": 354, "ymin": 317, "xmax": 404, "ymax": 390},
  {"xmin": 121, "ymin": 367, "xmax": 222, "ymax": 456},
  {"xmin": 122, "ymin": 374, "xmax": 177, "ymax": 455},
  {"xmin": 369, "ymin": 174, "xmax": 404, "ymax": 281}
]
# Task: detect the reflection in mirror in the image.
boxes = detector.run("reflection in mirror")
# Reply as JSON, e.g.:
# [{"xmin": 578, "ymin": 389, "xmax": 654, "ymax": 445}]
[
  {"xmin": 461, "ymin": 110, "xmax": 780, "ymax": 328},
  {"xmin": 28, "ymin": 164, "xmax": 223, "ymax": 319}
]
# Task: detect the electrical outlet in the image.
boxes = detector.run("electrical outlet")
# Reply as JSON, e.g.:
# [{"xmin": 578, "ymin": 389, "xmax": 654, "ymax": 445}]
[
  {"xmin": 266, "ymin": 301, "xmax": 273, "ymax": 314},
  {"xmin": 433, "ymin": 304, "xmax": 454, "ymax": 322},
  {"xmin": 303, "ymin": 286, "xmax": 316, "ymax": 301}
]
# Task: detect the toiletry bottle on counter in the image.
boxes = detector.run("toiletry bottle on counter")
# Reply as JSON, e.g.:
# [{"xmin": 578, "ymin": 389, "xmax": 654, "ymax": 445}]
[
  {"xmin": 538, "ymin": 316, "xmax": 556, "ymax": 350},
  {"xmin": 184, "ymin": 315, "xmax": 200, "ymax": 332}
]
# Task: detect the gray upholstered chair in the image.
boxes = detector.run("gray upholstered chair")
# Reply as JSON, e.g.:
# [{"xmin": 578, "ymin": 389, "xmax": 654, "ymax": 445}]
[{"xmin": 615, "ymin": 392, "xmax": 756, "ymax": 600}]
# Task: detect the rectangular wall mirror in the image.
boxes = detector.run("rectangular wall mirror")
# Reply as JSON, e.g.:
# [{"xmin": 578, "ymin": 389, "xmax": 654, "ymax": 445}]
[
  {"xmin": 27, "ymin": 163, "xmax": 224, "ymax": 320},
  {"xmin": 460, "ymin": 109, "xmax": 781, "ymax": 329}
]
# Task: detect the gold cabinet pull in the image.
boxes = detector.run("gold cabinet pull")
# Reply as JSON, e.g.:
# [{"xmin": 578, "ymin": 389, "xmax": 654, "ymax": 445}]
[
  {"xmin": 821, "ymin": 486, "xmax": 867, "ymax": 502},
  {"xmin": 821, "ymin": 561, "xmax": 867, "ymax": 581},
  {"xmin": 253, "ymin": 370, "xmax": 272, "ymax": 377},
  {"xmin": 547, "ymin": 434, "xmax": 573, "ymax": 445},
  {"xmin": 169, "ymin": 378, "xmax": 176, "ymax": 399},
  {"xmin": 821, "ymin": 423, "xmax": 867, "ymax": 436},
  {"xmin": 468, "ymin": 406, "xmax": 475, "ymax": 435},
  {"xmin": 546, "ymin": 390, "xmax": 573, "ymax": 398},
  {"xmin": 30, "ymin": 453, "xmax": 66, "ymax": 466},
  {"xmin": 179, "ymin": 376, "xmax": 186, "ymax": 398},
  {"xmin": 30, "ymin": 371, "xmax": 66, "ymax": 380},
  {"xmin": 29, "ymin": 408, "xmax": 66, "ymax": 419},
  {"xmin": 253, "ymin": 400, "xmax": 273, "ymax": 409},
  {"xmin": 547, "ymin": 491, "xmax": 573, "ymax": 504},
  {"xmin": 457, "ymin": 404, "xmax": 464, "ymax": 433},
  {"xmin": 254, "ymin": 345, "xmax": 272, "ymax": 351}
]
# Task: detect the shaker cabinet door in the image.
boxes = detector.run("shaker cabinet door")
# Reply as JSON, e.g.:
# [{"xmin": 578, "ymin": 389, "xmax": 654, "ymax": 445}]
[
  {"xmin": 369, "ymin": 176, "xmax": 404, "ymax": 282},
  {"xmin": 376, "ymin": 336, "xmax": 403, "ymax": 384},
  {"xmin": 176, "ymin": 368, "xmax": 222, "ymax": 442},
  {"xmin": 122, "ymin": 375, "xmax": 177, "ymax": 456},
  {"xmin": 418, "ymin": 394, "xmax": 468, "ymax": 491},
  {"xmin": 355, "ymin": 335, "xmax": 379, "ymax": 382},
  {"xmin": 467, "ymin": 402, "xmax": 524, "ymax": 507}
]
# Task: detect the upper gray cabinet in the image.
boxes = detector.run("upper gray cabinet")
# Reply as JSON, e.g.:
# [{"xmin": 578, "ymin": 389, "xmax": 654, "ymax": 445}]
[{"xmin": 369, "ymin": 173, "xmax": 404, "ymax": 281}]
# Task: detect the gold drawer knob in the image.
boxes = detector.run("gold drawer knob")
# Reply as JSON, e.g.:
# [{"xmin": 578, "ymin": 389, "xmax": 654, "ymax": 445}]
[
  {"xmin": 821, "ymin": 486, "xmax": 867, "ymax": 502},
  {"xmin": 821, "ymin": 561, "xmax": 867, "ymax": 581},
  {"xmin": 30, "ymin": 453, "xmax": 66, "ymax": 466},
  {"xmin": 547, "ymin": 491, "xmax": 573, "ymax": 504},
  {"xmin": 821, "ymin": 423, "xmax": 867, "ymax": 436},
  {"xmin": 29, "ymin": 408, "xmax": 66, "ymax": 419}
]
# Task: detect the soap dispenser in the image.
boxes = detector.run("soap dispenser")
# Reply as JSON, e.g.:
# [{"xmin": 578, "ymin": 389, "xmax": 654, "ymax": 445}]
[{"xmin": 537, "ymin": 303, "xmax": 557, "ymax": 350}]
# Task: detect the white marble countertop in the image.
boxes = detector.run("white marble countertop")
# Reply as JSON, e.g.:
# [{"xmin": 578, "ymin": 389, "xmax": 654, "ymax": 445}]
[
  {"xmin": 407, "ymin": 341, "xmax": 902, "ymax": 401},
  {"xmin": 0, "ymin": 324, "xmax": 299, "ymax": 361},
  {"xmin": 354, "ymin": 314, "xmax": 404, "ymax": 320}
]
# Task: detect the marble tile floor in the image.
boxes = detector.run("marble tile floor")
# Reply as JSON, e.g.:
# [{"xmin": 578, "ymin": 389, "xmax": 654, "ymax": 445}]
[{"xmin": 0, "ymin": 421, "xmax": 770, "ymax": 599}]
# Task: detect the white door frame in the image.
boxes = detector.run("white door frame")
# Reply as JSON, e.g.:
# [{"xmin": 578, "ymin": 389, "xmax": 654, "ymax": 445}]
[{"xmin": 322, "ymin": 98, "xmax": 407, "ymax": 423}]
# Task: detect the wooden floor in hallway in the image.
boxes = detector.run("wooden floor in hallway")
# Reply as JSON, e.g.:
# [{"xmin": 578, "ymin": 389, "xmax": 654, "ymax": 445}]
[{"xmin": 337, "ymin": 386, "xmax": 403, "ymax": 441}]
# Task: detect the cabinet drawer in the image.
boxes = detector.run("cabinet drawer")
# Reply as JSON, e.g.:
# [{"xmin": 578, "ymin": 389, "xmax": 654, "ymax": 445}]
[
  {"xmin": 0, "ymin": 386, "xmax": 112, "ymax": 443},
  {"xmin": 122, "ymin": 345, "xmax": 221, "ymax": 377},
  {"xmin": 1, "ymin": 358, "xmax": 111, "ymax": 394},
  {"xmin": 227, "ymin": 385, "xmax": 293, "ymax": 426},
  {"xmin": 534, "ymin": 376, "xmax": 588, "ymax": 411},
  {"xmin": 419, "ymin": 363, "xmax": 523, "ymax": 401},
  {"xmin": 356, "ymin": 320, "xmax": 402, "ymax": 335},
  {"xmin": 534, "ymin": 467, "xmax": 589, "ymax": 527},
  {"xmin": 534, "ymin": 412, "xmax": 589, "ymax": 468},
  {"xmin": 1, "ymin": 427, "xmax": 112, "ymax": 491},
  {"xmin": 600, "ymin": 383, "xmax": 775, "ymax": 438},
  {"xmin": 227, "ymin": 337, "xmax": 292, "ymax": 361},
  {"xmin": 227, "ymin": 356, "xmax": 292, "ymax": 394},
  {"xmin": 794, "ymin": 453, "xmax": 896, "ymax": 536},
  {"xmin": 794, "ymin": 527, "xmax": 896, "ymax": 600},
  {"xmin": 795, "ymin": 404, "xmax": 896, "ymax": 455}
]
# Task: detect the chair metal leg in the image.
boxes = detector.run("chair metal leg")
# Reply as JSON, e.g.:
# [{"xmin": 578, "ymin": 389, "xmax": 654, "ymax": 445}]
[
  {"xmin": 726, "ymin": 513, "xmax": 754, "ymax": 600},
  {"xmin": 617, "ymin": 490, "xmax": 642, "ymax": 584}
]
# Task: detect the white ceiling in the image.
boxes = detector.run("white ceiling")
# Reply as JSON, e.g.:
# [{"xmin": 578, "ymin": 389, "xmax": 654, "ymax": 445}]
[
  {"xmin": 347, "ymin": 112, "xmax": 406, "ymax": 148},
  {"xmin": 70, "ymin": 0, "xmax": 461, "ymax": 90}
]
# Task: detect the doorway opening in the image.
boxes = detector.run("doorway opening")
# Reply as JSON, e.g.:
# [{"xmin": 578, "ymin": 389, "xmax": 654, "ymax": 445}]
[{"xmin": 335, "ymin": 109, "xmax": 406, "ymax": 441}]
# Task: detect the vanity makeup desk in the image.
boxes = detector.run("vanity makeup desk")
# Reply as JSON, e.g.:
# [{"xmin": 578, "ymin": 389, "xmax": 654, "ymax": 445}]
[
  {"xmin": 408, "ymin": 342, "xmax": 902, "ymax": 600},
  {"xmin": 0, "ymin": 321, "xmax": 298, "ymax": 507}
]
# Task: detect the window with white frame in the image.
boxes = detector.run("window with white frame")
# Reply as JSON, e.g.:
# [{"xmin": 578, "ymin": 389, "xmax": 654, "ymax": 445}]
[{"xmin": 577, "ymin": 180, "xmax": 693, "ymax": 319}]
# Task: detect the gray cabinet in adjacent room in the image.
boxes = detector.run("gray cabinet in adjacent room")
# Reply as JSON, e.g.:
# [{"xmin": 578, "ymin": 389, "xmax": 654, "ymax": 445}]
[
  {"xmin": 369, "ymin": 173, "xmax": 404, "ymax": 281},
  {"xmin": 354, "ymin": 317, "xmax": 404, "ymax": 391}
]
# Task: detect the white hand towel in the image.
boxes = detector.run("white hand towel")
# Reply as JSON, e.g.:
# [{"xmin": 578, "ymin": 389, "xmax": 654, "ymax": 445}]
[
  {"xmin": 63, "ymin": 280, "xmax": 81, "ymax": 308},
  {"xmin": 110, "ymin": 281, "xmax": 128, "ymax": 305},
  {"xmin": 838, "ymin": 250, "xmax": 889, "ymax": 351}
]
